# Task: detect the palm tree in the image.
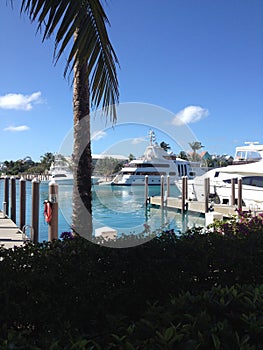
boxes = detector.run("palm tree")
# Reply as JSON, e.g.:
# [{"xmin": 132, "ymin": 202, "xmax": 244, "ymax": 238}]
[
  {"xmin": 40, "ymin": 152, "xmax": 55, "ymax": 171},
  {"xmin": 160, "ymin": 141, "xmax": 171, "ymax": 152},
  {"xmin": 189, "ymin": 141, "xmax": 204, "ymax": 162},
  {"xmin": 177, "ymin": 151, "xmax": 188, "ymax": 160},
  {"xmin": 128, "ymin": 153, "xmax": 135, "ymax": 161},
  {"xmin": 14, "ymin": 1, "xmax": 119, "ymax": 238}
]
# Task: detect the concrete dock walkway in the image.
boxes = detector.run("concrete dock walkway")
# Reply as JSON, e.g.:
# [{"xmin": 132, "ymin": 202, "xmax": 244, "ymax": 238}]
[
  {"xmin": 0, "ymin": 211, "xmax": 28, "ymax": 249},
  {"xmin": 150, "ymin": 196, "xmax": 239, "ymax": 217}
]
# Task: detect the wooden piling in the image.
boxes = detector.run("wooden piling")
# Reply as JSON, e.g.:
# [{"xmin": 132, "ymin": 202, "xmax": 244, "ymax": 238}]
[
  {"xmin": 184, "ymin": 176, "xmax": 188, "ymax": 200},
  {"xmin": 31, "ymin": 178, "xmax": 40, "ymax": 244},
  {"xmin": 10, "ymin": 176, "xmax": 16, "ymax": 223},
  {"xmin": 238, "ymin": 177, "xmax": 242, "ymax": 211},
  {"xmin": 167, "ymin": 175, "xmax": 170, "ymax": 197},
  {"xmin": 161, "ymin": 175, "xmax": 165, "ymax": 208},
  {"xmin": 204, "ymin": 177, "xmax": 210, "ymax": 213},
  {"xmin": 4, "ymin": 176, "xmax": 9, "ymax": 217},
  {"xmin": 2, "ymin": 202, "xmax": 7, "ymax": 217},
  {"xmin": 20, "ymin": 177, "xmax": 26, "ymax": 230},
  {"xmin": 231, "ymin": 178, "xmax": 235, "ymax": 206},
  {"xmin": 48, "ymin": 180, "xmax": 58, "ymax": 241},
  {"xmin": 145, "ymin": 175, "xmax": 149, "ymax": 205},
  {"xmin": 181, "ymin": 176, "xmax": 186, "ymax": 213}
]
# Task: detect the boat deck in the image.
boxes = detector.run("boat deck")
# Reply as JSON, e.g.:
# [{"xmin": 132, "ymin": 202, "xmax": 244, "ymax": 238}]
[{"xmin": 0, "ymin": 211, "xmax": 28, "ymax": 249}]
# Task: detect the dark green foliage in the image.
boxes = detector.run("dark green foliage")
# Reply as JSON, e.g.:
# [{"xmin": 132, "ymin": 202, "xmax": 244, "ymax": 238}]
[
  {"xmin": 106, "ymin": 284, "xmax": 263, "ymax": 349},
  {"xmin": 0, "ymin": 223, "xmax": 262, "ymax": 348},
  {"xmin": 160, "ymin": 141, "xmax": 171, "ymax": 152},
  {"xmin": 2, "ymin": 152, "xmax": 55, "ymax": 175}
]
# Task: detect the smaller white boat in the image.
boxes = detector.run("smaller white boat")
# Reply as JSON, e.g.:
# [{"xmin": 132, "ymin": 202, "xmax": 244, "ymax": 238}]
[
  {"xmin": 48, "ymin": 156, "xmax": 101, "ymax": 185},
  {"xmin": 49, "ymin": 155, "xmax": 73, "ymax": 184}
]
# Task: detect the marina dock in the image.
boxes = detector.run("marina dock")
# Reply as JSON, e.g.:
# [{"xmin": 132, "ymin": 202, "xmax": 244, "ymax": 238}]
[
  {"xmin": 149, "ymin": 173, "xmax": 263, "ymax": 226},
  {"xmin": 150, "ymin": 196, "xmax": 239, "ymax": 217},
  {"xmin": 0, "ymin": 211, "xmax": 28, "ymax": 249}
]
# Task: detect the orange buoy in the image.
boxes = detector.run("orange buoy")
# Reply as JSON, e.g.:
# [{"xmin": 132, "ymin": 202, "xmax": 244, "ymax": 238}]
[{"xmin": 43, "ymin": 200, "xmax": 52, "ymax": 224}]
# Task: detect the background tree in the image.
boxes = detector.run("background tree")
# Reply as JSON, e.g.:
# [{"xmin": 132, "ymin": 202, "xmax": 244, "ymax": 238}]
[
  {"xmin": 189, "ymin": 141, "xmax": 204, "ymax": 162},
  {"xmin": 177, "ymin": 151, "xmax": 188, "ymax": 160},
  {"xmin": 160, "ymin": 141, "xmax": 171, "ymax": 152},
  {"xmin": 40, "ymin": 152, "xmax": 55, "ymax": 172},
  {"xmin": 15, "ymin": 1, "xmax": 119, "ymax": 238},
  {"xmin": 94, "ymin": 157, "xmax": 122, "ymax": 180},
  {"xmin": 2, "ymin": 153, "xmax": 55, "ymax": 175},
  {"xmin": 128, "ymin": 153, "xmax": 135, "ymax": 161}
]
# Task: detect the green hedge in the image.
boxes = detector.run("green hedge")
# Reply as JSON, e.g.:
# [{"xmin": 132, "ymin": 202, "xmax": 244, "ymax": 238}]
[
  {"xmin": 0, "ymin": 217, "xmax": 262, "ymax": 348},
  {"xmin": 98, "ymin": 284, "xmax": 263, "ymax": 350}
]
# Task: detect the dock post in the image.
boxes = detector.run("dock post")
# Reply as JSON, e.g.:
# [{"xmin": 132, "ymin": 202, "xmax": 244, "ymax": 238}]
[
  {"xmin": 204, "ymin": 177, "xmax": 210, "ymax": 213},
  {"xmin": 185, "ymin": 176, "xmax": 188, "ymax": 200},
  {"xmin": 181, "ymin": 176, "xmax": 186, "ymax": 213},
  {"xmin": 20, "ymin": 177, "xmax": 26, "ymax": 230},
  {"xmin": 231, "ymin": 178, "xmax": 235, "ymax": 206},
  {"xmin": 145, "ymin": 175, "xmax": 149, "ymax": 206},
  {"xmin": 238, "ymin": 177, "xmax": 242, "ymax": 211},
  {"xmin": 167, "ymin": 175, "xmax": 170, "ymax": 197},
  {"xmin": 4, "ymin": 176, "xmax": 9, "ymax": 217},
  {"xmin": 31, "ymin": 178, "xmax": 40, "ymax": 244},
  {"xmin": 161, "ymin": 175, "xmax": 165, "ymax": 208},
  {"xmin": 3, "ymin": 202, "xmax": 7, "ymax": 217},
  {"xmin": 48, "ymin": 180, "xmax": 59, "ymax": 241},
  {"xmin": 10, "ymin": 176, "xmax": 16, "ymax": 223}
]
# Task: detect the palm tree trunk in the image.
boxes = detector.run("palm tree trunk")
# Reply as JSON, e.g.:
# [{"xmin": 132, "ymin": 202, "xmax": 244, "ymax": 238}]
[{"xmin": 72, "ymin": 60, "xmax": 93, "ymax": 239}]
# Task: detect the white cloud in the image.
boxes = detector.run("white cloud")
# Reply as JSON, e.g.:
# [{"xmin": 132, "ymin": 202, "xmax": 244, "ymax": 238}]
[
  {"xmin": 4, "ymin": 125, "xmax": 30, "ymax": 132},
  {"xmin": 92, "ymin": 130, "xmax": 107, "ymax": 141},
  {"xmin": 172, "ymin": 106, "xmax": 209, "ymax": 125},
  {"xmin": 131, "ymin": 137, "xmax": 146, "ymax": 144},
  {"xmin": 0, "ymin": 92, "xmax": 42, "ymax": 111}
]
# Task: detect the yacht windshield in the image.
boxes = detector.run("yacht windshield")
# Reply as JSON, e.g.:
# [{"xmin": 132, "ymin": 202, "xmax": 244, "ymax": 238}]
[
  {"xmin": 235, "ymin": 150, "xmax": 262, "ymax": 161},
  {"xmin": 223, "ymin": 176, "xmax": 263, "ymax": 187}
]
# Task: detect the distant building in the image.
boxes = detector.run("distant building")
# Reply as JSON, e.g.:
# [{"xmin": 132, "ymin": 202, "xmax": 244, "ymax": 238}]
[
  {"xmin": 23, "ymin": 156, "xmax": 34, "ymax": 165},
  {"xmin": 187, "ymin": 150, "xmax": 212, "ymax": 164},
  {"xmin": 211, "ymin": 154, "xmax": 233, "ymax": 167},
  {"xmin": 199, "ymin": 151, "xmax": 211, "ymax": 161},
  {"xmin": 62, "ymin": 154, "xmax": 129, "ymax": 167},
  {"xmin": 92, "ymin": 154, "xmax": 128, "ymax": 167},
  {"xmin": 92, "ymin": 154, "xmax": 128, "ymax": 161}
]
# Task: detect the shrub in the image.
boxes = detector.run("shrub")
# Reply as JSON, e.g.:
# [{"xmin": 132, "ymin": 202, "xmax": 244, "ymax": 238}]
[
  {"xmin": 0, "ymin": 222, "xmax": 262, "ymax": 348},
  {"xmin": 102, "ymin": 284, "xmax": 263, "ymax": 349},
  {"xmin": 209, "ymin": 210, "xmax": 263, "ymax": 237}
]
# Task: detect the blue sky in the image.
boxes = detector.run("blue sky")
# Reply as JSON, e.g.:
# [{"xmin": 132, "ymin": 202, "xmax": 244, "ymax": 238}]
[{"xmin": 0, "ymin": 0, "xmax": 263, "ymax": 162}]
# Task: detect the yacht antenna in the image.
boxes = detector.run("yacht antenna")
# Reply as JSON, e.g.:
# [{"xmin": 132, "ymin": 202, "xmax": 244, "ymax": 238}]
[
  {"xmin": 244, "ymin": 141, "xmax": 259, "ymax": 145},
  {"xmin": 149, "ymin": 130, "xmax": 156, "ymax": 146}
]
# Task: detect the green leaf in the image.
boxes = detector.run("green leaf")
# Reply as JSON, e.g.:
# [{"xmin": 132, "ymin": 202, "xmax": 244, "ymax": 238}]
[
  {"xmin": 164, "ymin": 327, "xmax": 175, "ymax": 342},
  {"xmin": 211, "ymin": 334, "xmax": 221, "ymax": 350}
]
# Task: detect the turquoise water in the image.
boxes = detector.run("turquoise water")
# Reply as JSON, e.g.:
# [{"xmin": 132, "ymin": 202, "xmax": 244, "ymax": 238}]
[{"xmin": 0, "ymin": 180, "xmax": 205, "ymax": 241}]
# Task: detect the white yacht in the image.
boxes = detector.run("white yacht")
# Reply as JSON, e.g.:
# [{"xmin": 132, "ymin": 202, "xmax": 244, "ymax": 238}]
[
  {"xmin": 183, "ymin": 156, "xmax": 263, "ymax": 210},
  {"xmin": 111, "ymin": 131, "xmax": 206, "ymax": 186},
  {"xmin": 49, "ymin": 155, "xmax": 74, "ymax": 184}
]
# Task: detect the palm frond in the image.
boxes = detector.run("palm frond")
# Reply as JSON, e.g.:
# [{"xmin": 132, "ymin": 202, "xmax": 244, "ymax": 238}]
[{"xmin": 20, "ymin": 0, "xmax": 119, "ymax": 120}]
